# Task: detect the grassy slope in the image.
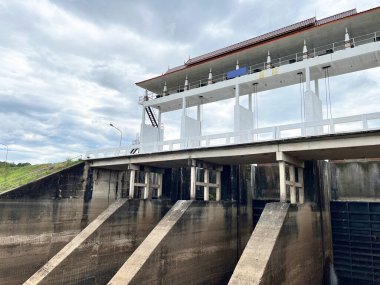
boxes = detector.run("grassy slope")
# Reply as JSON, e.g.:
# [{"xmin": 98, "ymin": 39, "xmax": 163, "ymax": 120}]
[{"xmin": 0, "ymin": 160, "xmax": 81, "ymax": 193}]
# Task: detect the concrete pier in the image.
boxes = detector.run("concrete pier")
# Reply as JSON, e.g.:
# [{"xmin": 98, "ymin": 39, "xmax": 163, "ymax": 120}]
[
  {"xmin": 4, "ymin": 157, "xmax": 380, "ymax": 284},
  {"xmin": 24, "ymin": 198, "xmax": 129, "ymax": 285},
  {"xmin": 108, "ymin": 200, "xmax": 192, "ymax": 284},
  {"xmin": 229, "ymin": 203, "xmax": 289, "ymax": 285},
  {"xmin": 230, "ymin": 202, "xmax": 330, "ymax": 285},
  {"xmin": 37, "ymin": 199, "xmax": 173, "ymax": 284},
  {"xmin": 121, "ymin": 201, "xmax": 252, "ymax": 285}
]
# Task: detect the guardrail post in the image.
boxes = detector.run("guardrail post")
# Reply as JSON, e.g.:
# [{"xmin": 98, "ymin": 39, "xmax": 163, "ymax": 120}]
[
  {"xmin": 362, "ymin": 115, "xmax": 368, "ymax": 130},
  {"xmin": 301, "ymin": 123, "xmax": 306, "ymax": 137},
  {"xmin": 329, "ymin": 119, "xmax": 335, "ymax": 134},
  {"xmin": 274, "ymin": 127, "xmax": 280, "ymax": 139}
]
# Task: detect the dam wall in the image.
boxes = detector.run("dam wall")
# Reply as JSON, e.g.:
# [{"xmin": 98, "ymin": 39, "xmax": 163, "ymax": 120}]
[
  {"xmin": 39, "ymin": 199, "xmax": 173, "ymax": 285},
  {"xmin": 127, "ymin": 200, "xmax": 252, "ymax": 285},
  {"xmin": 0, "ymin": 163, "xmax": 255, "ymax": 284},
  {"xmin": 330, "ymin": 159, "xmax": 380, "ymax": 200},
  {"xmin": 230, "ymin": 160, "xmax": 333, "ymax": 285},
  {"xmin": 2, "ymin": 159, "xmax": 365, "ymax": 285},
  {"xmin": 230, "ymin": 202, "xmax": 330, "ymax": 285},
  {"xmin": 0, "ymin": 163, "xmax": 126, "ymax": 285}
]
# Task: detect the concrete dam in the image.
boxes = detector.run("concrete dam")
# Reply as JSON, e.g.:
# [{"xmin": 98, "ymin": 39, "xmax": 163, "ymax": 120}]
[
  {"xmin": 2, "ymin": 6, "xmax": 380, "ymax": 285},
  {"xmin": 1, "ymin": 157, "xmax": 379, "ymax": 284}
]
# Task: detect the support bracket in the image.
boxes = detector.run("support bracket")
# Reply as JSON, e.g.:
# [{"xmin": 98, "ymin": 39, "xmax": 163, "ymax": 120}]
[{"xmin": 276, "ymin": 152, "xmax": 304, "ymax": 168}]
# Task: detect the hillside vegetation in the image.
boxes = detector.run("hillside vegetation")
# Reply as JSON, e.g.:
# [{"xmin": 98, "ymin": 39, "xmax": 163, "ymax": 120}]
[{"xmin": 0, "ymin": 160, "xmax": 81, "ymax": 193}]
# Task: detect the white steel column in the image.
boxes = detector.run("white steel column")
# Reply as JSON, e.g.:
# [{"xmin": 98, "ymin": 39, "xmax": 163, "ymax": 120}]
[
  {"xmin": 235, "ymin": 84, "xmax": 240, "ymax": 106},
  {"xmin": 248, "ymin": 93, "xmax": 252, "ymax": 111},
  {"xmin": 298, "ymin": 168, "xmax": 304, "ymax": 204},
  {"xmin": 190, "ymin": 166, "xmax": 196, "ymax": 200},
  {"xmin": 129, "ymin": 170, "xmax": 135, "ymax": 198},
  {"xmin": 204, "ymin": 169, "xmax": 209, "ymax": 201},
  {"xmin": 182, "ymin": 97, "xmax": 186, "ymax": 116},
  {"xmin": 140, "ymin": 107, "xmax": 146, "ymax": 140},
  {"xmin": 305, "ymin": 65, "xmax": 311, "ymax": 92},
  {"xmin": 216, "ymin": 170, "xmax": 221, "ymax": 201},
  {"xmin": 289, "ymin": 166, "xmax": 296, "ymax": 204},
  {"xmin": 141, "ymin": 106, "xmax": 146, "ymax": 124},
  {"xmin": 197, "ymin": 103, "xmax": 201, "ymax": 121},
  {"xmin": 279, "ymin": 161, "xmax": 287, "ymax": 202},
  {"xmin": 157, "ymin": 108, "xmax": 161, "ymax": 128},
  {"xmin": 157, "ymin": 108, "xmax": 162, "ymax": 143},
  {"xmin": 157, "ymin": 173, "xmax": 163, "ymax": 198},
  {"xmin": 304, "ymin": 65, "xmax": 323, "ymax": 135},
  {"xmin": 234, "ymin": 84, "xmax": 241, "ymax": 132},
  {"xmin": 314, "ymin": 79, "xmax": 319, "ymax": 98},
  {"xmin": 180, "ymin": 97, "xmax": 187, "ymax": 140},
  {"xmin": 144, "ymin": 172, "xmax": 150, "ymax": 199}
]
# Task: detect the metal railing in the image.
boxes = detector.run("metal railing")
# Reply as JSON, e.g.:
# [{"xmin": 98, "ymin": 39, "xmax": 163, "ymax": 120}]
[
  {"xmin": 139, "ymin": 30, "xmax": 380, "ymax": 103},
  {"xmin": 85, "ymin": 111, "xmax": 380, "ymax": 160}
]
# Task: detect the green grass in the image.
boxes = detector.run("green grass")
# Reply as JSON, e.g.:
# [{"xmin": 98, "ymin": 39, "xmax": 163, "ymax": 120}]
[{"xmin": 0, "ymin": 160, "xmax": 81, "ymax": 193}]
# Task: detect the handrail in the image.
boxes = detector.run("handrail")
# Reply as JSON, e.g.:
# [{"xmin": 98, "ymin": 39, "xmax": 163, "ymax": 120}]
[
  {"xmin": 139, "ymin": 30, "xmax": 380, "ymax": 102},
  {"xmin": 85, "ymin": 111, "xmax": 380, "ymax": 160}
]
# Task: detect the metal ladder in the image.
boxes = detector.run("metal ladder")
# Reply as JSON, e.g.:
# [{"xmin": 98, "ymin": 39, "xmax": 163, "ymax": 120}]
[{"xmin": 145, "ymin": 107, "xmax": 158, "ymax": 127}]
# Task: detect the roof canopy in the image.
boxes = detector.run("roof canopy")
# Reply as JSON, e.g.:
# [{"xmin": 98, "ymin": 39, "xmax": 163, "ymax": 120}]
[{"xmin": 136, "ymin": 6, "xmax": 380, "ymax": 94}]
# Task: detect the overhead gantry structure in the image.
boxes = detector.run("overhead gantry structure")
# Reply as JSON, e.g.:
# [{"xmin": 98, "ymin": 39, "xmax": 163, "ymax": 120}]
[
  {"xmin": 86, "ymin": 6, "xmax": 380, "ymax": 204},
  {"xmin": 130, "ymin": 7, "xmax": 380, "ymax": 154}
]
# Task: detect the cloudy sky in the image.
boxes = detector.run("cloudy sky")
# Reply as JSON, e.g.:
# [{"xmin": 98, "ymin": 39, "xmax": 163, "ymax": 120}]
[{"xmin": 1, "ymin": 0, "xmax": 380, "ymax": 163}]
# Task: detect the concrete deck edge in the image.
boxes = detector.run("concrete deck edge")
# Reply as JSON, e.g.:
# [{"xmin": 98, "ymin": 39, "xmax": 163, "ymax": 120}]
[
  {"xmin": 23, "ymin": 198, "xmax": 129, "ymax": 285},
  {"xmin": 108, "ymin": 200, "xmax": 193, "ymax": 285},
  {"xmin": 228, "ymin": 202, "xmax": 290, "ymax": 285}
]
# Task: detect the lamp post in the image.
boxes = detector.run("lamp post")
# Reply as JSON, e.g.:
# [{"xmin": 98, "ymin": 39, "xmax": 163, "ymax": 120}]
[{"xmin": 109, "ymin": 123, "xmax": 122, "ymax": 147}]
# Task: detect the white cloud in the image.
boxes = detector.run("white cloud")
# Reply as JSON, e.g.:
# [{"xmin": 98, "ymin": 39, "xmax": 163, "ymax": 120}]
[
  {"xmin": 203, "ymin": 23, "xmax": 234, "ymax": 39},
  {"xmin": 0, "ymin": 0, "xmax": 379, "ymax": 163}
]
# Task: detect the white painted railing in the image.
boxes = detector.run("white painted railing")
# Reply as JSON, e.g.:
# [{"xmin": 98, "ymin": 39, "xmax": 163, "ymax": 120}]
[
  {"xmin": 85, "ymin": 112, "xmax": 380, "ymax": 159},
  {"xmin": 139, "ymin": 30, "xmax": 380, "ymax": 101}
]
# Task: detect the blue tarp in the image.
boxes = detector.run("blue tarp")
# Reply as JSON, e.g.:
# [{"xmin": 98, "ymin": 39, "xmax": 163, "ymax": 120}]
[{"xmin": 226, "ymin": 67, "xmax": 248, "ymax": 79}]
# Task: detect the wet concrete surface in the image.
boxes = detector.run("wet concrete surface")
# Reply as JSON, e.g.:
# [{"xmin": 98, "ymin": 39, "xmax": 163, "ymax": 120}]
[
  {"xmin": 130, "ymin": 201, "xmax": 252, "ymax": 285},
  {"xmin": 0, "ymin": 197, "xmax": 111, "ymax": 285},
  {"xmin": 0, "ymin": 164, "xmax": 119, "ymax": 285},
  {"xmin": 262, "ymin": 203, "xmax": 327, "ymax": 285},
  {"xmin": 331, "ymin": 160, "xmax": 380, "ymax": 200},
  {"xmin": 41, "ymin": 199, "xmax": 173, "ymax": 285},
  {"xmin": 0, "ymin": 159, "xmax": 339, "ymax": 284}
]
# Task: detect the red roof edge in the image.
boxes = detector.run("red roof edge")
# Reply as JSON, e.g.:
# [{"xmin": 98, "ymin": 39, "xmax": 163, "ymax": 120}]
[{"xmin": 136, "ymin": 6, "xmax": 380, "ymax": 86}]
